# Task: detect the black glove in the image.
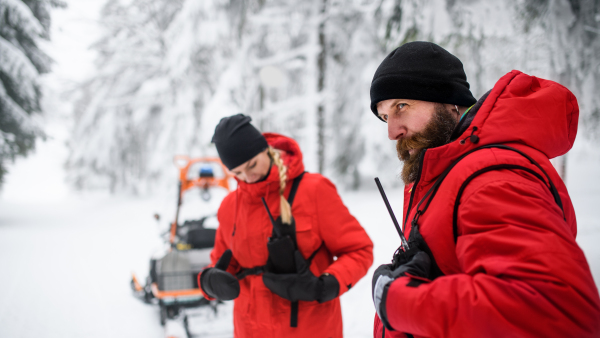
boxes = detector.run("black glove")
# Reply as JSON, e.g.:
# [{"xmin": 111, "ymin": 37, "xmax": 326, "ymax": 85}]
[
  {"xmin": 263, "ymin": 250, "xmax": 340, "ymax": 303},
  {"xmin": 372, "ymin": 250, "xmax": 431, "ymax": 330},
  {"xmin": 200, "ymin": 249, "xmax": 240, "ymax": 300}
]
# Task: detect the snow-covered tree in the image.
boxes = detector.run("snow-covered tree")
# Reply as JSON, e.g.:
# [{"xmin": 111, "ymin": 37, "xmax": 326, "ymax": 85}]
[
  {"xmin": 0, "ymin": 0, "xmax": 64, "ymax": 184},
  {"xmin": 67, "ymin": 0, "xmax": 239, "ymax": 193},
  {"xmin": 66, "ymin": 0, "xmax": 599, "ymax": 193}
]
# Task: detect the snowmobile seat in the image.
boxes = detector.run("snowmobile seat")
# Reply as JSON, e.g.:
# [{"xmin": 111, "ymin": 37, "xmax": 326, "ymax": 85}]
[
  {"xmin": 180, "ymin": 218, "xmax": 217, "ymax": 249},
  {"xmin": 187, "ymin": 228, "xmax": 216, "ymax": 249}
]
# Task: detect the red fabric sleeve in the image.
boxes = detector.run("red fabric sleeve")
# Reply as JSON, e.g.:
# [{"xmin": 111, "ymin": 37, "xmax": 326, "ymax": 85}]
[
  {"xmin": 384, "ymin": 171, "xmax": 600, "ymax": 337},
  {"xmin": 374, "ymin": 315, "xmax": 382, "ymax": 338},
  {"xmin": 198, "ymin": 194, "xmax": 240, "ymax": 300},
  {"xmin": 315, "ymin": 176, "xmax": 374, "ymax": 295}
]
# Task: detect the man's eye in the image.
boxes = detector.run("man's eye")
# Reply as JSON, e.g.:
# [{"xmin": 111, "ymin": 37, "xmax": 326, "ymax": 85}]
[
  {"xmin": 249, "ymin": 161, "xmax": 257, "ymax": 169},
  {"xmin": 398, "ymin": 103, "xmax": 406, "ymax": 110},
  {"xmin": 381, "ymin": 114, "xmax": 388, "ymax": 122}
]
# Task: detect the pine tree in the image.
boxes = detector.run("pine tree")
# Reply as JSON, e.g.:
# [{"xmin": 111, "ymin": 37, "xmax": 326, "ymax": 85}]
[
  {"xmin": 66, "ymin": 0, "xmax": 225, "ymax": 193},
  {"xmin": 0, "ymin": 0, "xmax": 64, "ymax": 184}
]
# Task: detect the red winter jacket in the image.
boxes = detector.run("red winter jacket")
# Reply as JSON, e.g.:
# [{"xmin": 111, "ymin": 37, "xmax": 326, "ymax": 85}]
[
  {"xmin": 200, "ymin": 133, "xmax": 373, "ymax": 338},
  {"xmin": 374, "ymin": 70, "xmax": 600, "ymax": 338}
]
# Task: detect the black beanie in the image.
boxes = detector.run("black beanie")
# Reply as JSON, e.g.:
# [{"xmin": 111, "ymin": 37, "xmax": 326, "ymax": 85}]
[
  {"xmin": 211, "ymin": 114, "xmax": 269, "ymax": 170},
  {"xmin": 370, "ymin": 41, "xmax": 477, "ymax": 121}
]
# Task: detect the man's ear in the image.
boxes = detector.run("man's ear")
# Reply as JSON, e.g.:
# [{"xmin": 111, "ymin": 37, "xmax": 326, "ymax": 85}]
[{"xmin": 446, "ymin": 103, "xmax": 463, "ymax": 120}]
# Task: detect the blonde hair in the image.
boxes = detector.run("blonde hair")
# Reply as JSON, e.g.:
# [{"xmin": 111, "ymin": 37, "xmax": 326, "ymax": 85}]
[{"xmin": 267, "ymin": 146, "xmax": 292, "ymax": 224}]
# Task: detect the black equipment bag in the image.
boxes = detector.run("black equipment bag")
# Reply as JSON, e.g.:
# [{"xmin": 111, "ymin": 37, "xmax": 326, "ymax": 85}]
[{"xmin": 264, "ymin": 173, "xmax": 304, "ymax": 274}]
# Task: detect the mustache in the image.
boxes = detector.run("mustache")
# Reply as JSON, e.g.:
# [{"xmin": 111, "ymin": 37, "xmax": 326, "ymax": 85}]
[
  {"xmin": 396, "ymin": 105, "xmax": 457, "ymax": 161},
  {"xmin": 395, "ymin": 103, "xmax": 459, "ymax": 184},
  {"xmin": 396, "ymin": 133, "xmax": 431, "ymax": 161}
]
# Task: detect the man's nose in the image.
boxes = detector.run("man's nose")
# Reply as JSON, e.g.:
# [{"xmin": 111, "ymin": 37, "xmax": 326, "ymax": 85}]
[{"xmin": 387, "ymin": 117, "xmax": 405, "ymax": 140}]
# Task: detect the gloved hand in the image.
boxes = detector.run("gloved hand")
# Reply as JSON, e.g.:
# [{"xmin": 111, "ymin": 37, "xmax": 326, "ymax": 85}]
[
  {"xmin": 199, "ymin": 249, "xmax": 240, "ymax": 300},
  {"xmin": 263, "ymin": 251, "xmax": 340, "ymax": 303},
  {"xmin": 372, "ymin": 249, "xmax": 431, "ymax": 330}
]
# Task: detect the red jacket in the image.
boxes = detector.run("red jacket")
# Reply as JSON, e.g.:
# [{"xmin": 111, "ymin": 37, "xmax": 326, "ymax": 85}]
[
  {"xmin": 374, "ymin": 71, "xmax": 600, "ymax": 338},
  {"xmin": 200, "ymin": 133, "xmax": 373, "ymax": 338}
]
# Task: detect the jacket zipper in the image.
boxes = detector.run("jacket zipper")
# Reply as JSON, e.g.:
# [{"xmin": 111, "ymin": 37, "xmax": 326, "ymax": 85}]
[{"xmin": 402, "ymin": 149, "xmax": 426, "ymax": 232}]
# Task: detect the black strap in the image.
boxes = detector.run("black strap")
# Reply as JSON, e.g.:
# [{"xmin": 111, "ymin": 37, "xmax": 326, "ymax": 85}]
[
  {"xmin": 235, "ymin": 266, "xmax": 265, "ymax": 280},
  {"xmin": 409, "ymin": 144, "xmax": 565, "ymax": 245},
  {"xmin": 287, "ymin": 172, "xmax": 305, "ymax": 207},
  {"xmin": 381, "ymin": 325, "xmax": 414, "ymax": 338},
  {"xmin": 307, "ymin": 241, "xmax": 324, "ymax": 262},
  {"xmin": 289, "ymin": 241, "xmax": 323, "ymax": 328},
  {"xmin": 236, "ymin": 243, "xmax": 322, "ymax": 280},
  {"xmin": 271, "ymin": 172, "xmax": 305, "ymax": 239},
  {"xmin": 290, "ymin": 301, "xmax": 299, "ymax": 327},
  {"xmin": 452, "ymin": 164, "xmax": 555, "ymax": 242}
]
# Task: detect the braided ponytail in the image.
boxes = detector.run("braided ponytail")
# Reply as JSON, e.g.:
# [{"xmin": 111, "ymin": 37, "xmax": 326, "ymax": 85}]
[{"xmin": 268, "ymin": 146, "xmax": 292, "ymax": 224}]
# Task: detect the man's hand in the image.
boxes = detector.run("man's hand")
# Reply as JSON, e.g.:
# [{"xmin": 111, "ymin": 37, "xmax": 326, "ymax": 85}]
[
  {"xmin": 200, "ymin": 249, "xmax": 240, "ymax": 300},
  {"xmin": 263, "ymin": 251, "xmax": 340, "ymax": 303},
  {"xmin": 372, "ymin": 250, "xmax": 431, "ymax": 330}
]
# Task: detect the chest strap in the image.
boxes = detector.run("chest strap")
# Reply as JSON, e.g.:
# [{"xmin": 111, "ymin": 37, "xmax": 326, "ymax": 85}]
[
  {"xmin": 409, "ymin": 144, "xmax": 565, "ymax": 261},
  {"xmin": 235, "ymin": 241, "xmax": 324, "ymax": 280},
  {"xmin": 412, "ymin": 144, "xmax": 564, "ymax": 228}
]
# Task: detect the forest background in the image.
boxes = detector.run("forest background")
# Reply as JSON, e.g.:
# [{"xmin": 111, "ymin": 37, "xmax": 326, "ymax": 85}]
[{"xmin": 4, "ymin": 0, "xmax": 599, "ymax": 194}]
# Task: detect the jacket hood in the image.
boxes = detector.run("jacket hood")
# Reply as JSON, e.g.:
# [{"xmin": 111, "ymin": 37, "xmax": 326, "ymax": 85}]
[
  {"xmin": 236, "ymin": 132, "xmax": 305, "ymax": 198},
  {"xmin": 420, "ymin": 70, "xmax": 579, "ymax": 183}
]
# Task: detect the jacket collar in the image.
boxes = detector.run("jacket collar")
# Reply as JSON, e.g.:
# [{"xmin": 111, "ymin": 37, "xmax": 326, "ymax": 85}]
[{"xmin": 236, "ymin": 133, "xmax": 305, "ymax": 200}]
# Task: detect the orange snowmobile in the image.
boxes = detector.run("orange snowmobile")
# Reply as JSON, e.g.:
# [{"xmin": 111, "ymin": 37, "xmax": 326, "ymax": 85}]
[{"xmin": 131, "ymin": 156, "xmax": 232, "ymax": 332}]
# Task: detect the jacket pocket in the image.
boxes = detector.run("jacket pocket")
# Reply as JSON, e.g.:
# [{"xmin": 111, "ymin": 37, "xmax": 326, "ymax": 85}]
[
  {"xmin": 231, "ymin": 220, "xmax": 270, "ymax": 268},
  {"xmin": 293, "ymin": 213, "xmax": 322, "ymax": 268}
]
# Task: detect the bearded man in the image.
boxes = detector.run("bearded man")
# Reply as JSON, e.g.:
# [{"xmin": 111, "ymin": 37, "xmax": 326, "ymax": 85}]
[{"xmin": 369, "ymin": 41, "xmax": 600, "ymax": 338}]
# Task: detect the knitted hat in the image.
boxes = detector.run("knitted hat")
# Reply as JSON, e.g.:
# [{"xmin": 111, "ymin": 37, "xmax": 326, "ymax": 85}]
[
  {"xmin": 370, "ymin": 41, "xmax": 477, "ymax": 121},
  {"xmin": 211, "ymin": 114, "xmax": 268, "ymax": 170}
]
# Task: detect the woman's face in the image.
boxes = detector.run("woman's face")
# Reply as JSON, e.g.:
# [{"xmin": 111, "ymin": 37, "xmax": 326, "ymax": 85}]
[{"xmin": 230, "ymin": 149, "xmax": 272, "ymax": 183}]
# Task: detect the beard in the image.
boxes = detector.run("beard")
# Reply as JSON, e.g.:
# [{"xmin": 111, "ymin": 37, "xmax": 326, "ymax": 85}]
[{"xmin": 397, "ymin": 103, "xmax": 458, "ymax": 184}]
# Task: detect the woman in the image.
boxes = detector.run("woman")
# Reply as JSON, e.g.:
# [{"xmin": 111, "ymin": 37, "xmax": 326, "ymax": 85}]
[{"xmin": 198, "ymin": 114, "xmax": 373, "ymax": 338}]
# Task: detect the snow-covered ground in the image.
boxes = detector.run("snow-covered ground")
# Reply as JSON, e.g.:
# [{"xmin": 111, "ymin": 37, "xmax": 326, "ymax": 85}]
[{"xmin": 0, "ymin": 121, "xmax": 599, "ymax": 337}]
